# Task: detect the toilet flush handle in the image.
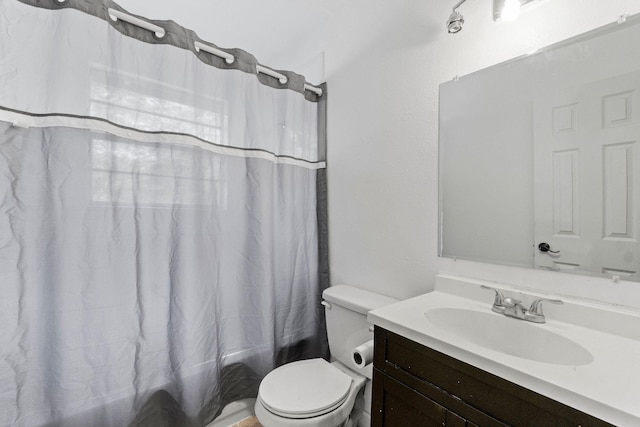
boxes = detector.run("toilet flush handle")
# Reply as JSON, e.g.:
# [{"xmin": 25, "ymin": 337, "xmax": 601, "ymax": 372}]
[{"xmin": 321, "ymin": 301, "xmax": 332, "ymax": 309}]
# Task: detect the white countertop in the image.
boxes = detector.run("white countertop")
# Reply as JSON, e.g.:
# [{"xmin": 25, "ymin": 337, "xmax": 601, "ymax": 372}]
[{"xmin": 368, "ymin": 274, "xmax": 640, "ymax": 426}]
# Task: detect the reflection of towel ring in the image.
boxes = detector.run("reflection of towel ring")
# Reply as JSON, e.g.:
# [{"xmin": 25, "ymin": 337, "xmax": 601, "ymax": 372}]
[{"xmin": 538, "ymin": 242, "xmax": 560, "ymax": 254}]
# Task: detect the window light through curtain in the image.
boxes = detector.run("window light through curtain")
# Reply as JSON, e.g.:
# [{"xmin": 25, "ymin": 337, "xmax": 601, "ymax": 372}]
[{"xmin": 89, "ymin": 68, "xmax": 229, "ymax": 207}]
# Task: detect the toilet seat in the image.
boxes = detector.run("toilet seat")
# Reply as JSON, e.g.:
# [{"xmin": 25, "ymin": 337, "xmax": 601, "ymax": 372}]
[{"xmin": 258, "ymin": 358, "xmax": 353, "ymax": 419}]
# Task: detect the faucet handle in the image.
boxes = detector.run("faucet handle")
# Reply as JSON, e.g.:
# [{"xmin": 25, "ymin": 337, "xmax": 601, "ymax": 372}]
[
  {"xmin": 480, "ymin": 285, "xmax": 506, "ymax": 313},
  {"xmin": 529, "ymin": 298, "xmax": 563, "ymax": 314},
  {"xmin": 526, "ymin": 298, "xmax": 563, "ymax": 323}
]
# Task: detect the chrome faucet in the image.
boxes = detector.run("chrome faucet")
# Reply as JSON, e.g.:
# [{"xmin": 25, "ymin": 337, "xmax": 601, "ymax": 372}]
[
  {"xmin": 481, "ymin": 285, "xmax": 563, "ymax": 324},
  {"xmin": 502, "ymin": 298, "xmax": 527, "ymax": 320}
]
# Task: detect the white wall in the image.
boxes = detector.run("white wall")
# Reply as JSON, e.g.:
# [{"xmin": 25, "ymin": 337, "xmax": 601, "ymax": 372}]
[{"xmin": 325, "ymin": 0, "xmax": 640, "ymax": 306}]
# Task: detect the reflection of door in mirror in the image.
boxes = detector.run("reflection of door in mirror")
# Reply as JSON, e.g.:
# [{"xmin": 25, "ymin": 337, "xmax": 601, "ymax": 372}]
[{"xmin": 534, "ymin": 71, "xmax": 640, "ymax": 279}]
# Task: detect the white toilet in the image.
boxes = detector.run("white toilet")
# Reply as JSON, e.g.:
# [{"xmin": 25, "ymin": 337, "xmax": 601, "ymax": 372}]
[{"xmin": 254, "ymin": 285, "xmax": 398, "ymax": 427}]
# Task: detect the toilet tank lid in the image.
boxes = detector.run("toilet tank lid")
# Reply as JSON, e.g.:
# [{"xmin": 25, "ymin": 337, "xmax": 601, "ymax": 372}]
[{"xmin": 322, "ymin": 285, "xmax": 398, "ymax": 314}]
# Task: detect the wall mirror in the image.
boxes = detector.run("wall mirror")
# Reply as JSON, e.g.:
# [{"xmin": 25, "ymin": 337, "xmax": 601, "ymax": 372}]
[{"xmin": 439, "ymin": 14, "xmax": 640, "ymax": 282}]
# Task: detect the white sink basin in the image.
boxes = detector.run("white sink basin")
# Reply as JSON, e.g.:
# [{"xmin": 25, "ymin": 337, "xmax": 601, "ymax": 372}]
[{"xmin": 425, "ymin": 307, "xmax": 593, "ymax": 366}]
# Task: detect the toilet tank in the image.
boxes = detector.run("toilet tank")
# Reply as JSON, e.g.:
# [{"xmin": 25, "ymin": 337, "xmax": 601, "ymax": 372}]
[{"xmin": 322, "ymin": 285, "xmax": 398, "ymax": 376}]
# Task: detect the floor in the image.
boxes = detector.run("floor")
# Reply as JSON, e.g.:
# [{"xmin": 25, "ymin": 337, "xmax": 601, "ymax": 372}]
[
  {"xmin": 229, "ymin": 416, "xmax": 263, "ymax": 427},
  {"xmin": 205, "ymin": 398, "xmax": 262, "ymax": 427}
]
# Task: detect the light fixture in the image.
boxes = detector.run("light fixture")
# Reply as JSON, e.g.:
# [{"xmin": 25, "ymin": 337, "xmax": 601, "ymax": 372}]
[
  {"xmin": 493, "ymin": 0, "xmax": 536, "ymax": 22},
  {"xmin": 446, "ymin": 0, "xmax": 467, "ymax": 34},
  {"xmin": 501, "ymin": 0, "xmax": 521, "ymax": 21},
  {"xmin": 448, "ymin": 0, "xmax": 538, "ymax": 33}
]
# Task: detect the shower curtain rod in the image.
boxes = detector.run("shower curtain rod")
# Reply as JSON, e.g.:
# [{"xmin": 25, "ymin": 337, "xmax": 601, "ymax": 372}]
[
  {"xmin": 107, "ymin": 8, "xmax": 324, "ymax": 96},
  {"xmin": 194, "ymin": 41, "xmax": 288, "ymax": 85}
]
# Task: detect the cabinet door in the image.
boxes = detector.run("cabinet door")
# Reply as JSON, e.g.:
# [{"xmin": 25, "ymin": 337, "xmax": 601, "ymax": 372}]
[
  {"xmin": 373, "ymin": 369, "xmax": 477, "ymax": 427},
  {"xmin": 372, "ymin": 368, "xmax": 445, "ymax": 426}
]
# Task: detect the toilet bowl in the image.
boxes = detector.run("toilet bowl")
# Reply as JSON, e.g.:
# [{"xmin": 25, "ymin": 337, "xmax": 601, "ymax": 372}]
[
  {"xmin": 254, "ymin": 285, "xmax": 398, "ymax": 427},
  {"xmin": 255, "ymin": 359, "xmax": 366, "ymax": 427}
]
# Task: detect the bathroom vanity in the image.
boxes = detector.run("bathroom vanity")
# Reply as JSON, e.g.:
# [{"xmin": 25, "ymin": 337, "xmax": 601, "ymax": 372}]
[
  {"xmin": 368, "ymin": 275, "xmax": 640, "ymax": 426},
  {"xmin": 371, "ymin": 328, "xmax": 610, "ymax": 426}
]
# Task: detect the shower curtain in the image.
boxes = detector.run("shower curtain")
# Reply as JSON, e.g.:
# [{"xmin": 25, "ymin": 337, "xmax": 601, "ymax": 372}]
[{"xmin": 0, "ymin": 1, "xmax": 328, "ymax": 426}]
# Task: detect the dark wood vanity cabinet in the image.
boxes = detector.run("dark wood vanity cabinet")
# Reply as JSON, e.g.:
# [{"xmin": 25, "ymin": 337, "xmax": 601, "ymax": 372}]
[{"xmin": 371, "ymin": 327, "xmax": 613, "ymax": 427}]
